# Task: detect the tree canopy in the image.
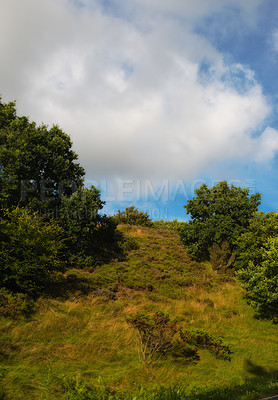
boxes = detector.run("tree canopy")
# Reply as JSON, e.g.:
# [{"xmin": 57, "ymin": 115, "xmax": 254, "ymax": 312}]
[
  {"xmin": 236, "ymin": 212, "xmax": 278, "ymax": 321},
  {"xmin": 180, "ymin": 181, "xmax": 261, "ymax": 260},
  {"xmin": 0, "ymin": 97, "xmax": 84, "ymax": 209}
]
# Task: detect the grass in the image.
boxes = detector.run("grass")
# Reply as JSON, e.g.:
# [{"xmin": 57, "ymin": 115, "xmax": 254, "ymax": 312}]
[{"xmin": 0, "ymin": 224, "xmax": 278, "ymax": 399}]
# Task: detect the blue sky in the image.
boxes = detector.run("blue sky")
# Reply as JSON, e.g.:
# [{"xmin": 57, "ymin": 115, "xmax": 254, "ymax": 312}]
[{"xmin": 1, "ymin": 0, "xmax": 278, "ymax": 220}]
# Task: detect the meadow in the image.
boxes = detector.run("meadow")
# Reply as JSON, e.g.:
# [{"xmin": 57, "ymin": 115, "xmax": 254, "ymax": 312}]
[{"xmin": 0, "ymin": 225, "xmax": 278, "ymax": 400}]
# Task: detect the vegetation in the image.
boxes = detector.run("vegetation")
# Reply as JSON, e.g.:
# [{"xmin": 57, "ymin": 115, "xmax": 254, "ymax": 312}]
[
  {"xmin": 0, "ymin": 225, "xmax": 278, "ymax": 400},
  {"xmin": 0, "ymin": 97, "xmax": 84, "ymax": 210},
  {"xmin": 0, "ymin": 207, "xmax": 65, "ymax": 297},
  {"xmin": 59, "ymin": 186, "xmax": 118, "ymax": 267},
  {"xmin": 236, "ymin": 212, "xmax": 278, "ymax": 322},
  {"xmin": 113, "ymin": 206, "xmax": 153, "ymax": 227},
  {"xmin": 1, "ymin": 97, "xmax": 278, "ymax": 399},
  {"xmin": 180, "ymin": 181, "xmax": 261, "ymax": 260}
]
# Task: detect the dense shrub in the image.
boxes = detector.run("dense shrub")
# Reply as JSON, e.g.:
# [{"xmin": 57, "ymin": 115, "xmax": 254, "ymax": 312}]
[
  {"xmin": 126, "ymin": 311, "xmax": 231, "ymax": 364},
  {"xmin": 0, "ymin": 288, "xmax": 34, "ymax": 318},
  {"xmin": 0, "ymin": 207, "xmax": 65, "ymax": 297},
  {"xmin": 113, "ymin": 206, "xmax": 153, "ymax": 227}
]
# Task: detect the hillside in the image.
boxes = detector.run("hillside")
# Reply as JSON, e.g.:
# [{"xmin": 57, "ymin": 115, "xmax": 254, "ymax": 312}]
[{"xmin": 0, "ymin": 224, "xmax": 278, "ymax": 400}]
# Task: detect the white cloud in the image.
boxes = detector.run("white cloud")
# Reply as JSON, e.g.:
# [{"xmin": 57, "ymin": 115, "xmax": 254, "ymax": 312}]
[
  {"xmin": 0, "ymin": 0, "xmax": 275, "ymax": 182},
  {"xmin": 255, "ymin": 127, "xmax": 278, "ymax": 162}
]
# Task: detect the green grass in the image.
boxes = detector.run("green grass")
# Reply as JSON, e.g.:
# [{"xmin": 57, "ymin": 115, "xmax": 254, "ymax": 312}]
[{"xmin": 0, "ymin": 224, "xmax": 278, "ymax": 399}]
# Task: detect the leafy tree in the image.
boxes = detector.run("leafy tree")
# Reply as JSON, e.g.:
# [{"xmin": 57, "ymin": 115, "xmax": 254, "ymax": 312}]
[
  {"xmin": 113, "ymin": 206, "xmax": 153, "ymax": 227},
  {"xmin": 0, "ymin": 97, "xmax": 84, "ymax": 209},
  {"xmin": 59, "ymin": 186, "xmax": 118, "ymax": 266},
  {"xmin": 0, "ymin": 207, "xmax": 65, "ymax": 297},
  {"xmin": 236, "ymin": 212, "xmax": 278, "ymax": 321},
  {"xmin": 180, "ymin": 181, "xmax": 261, "ymax": 260},
  {"xmin": 235, "ymin": 211, "xmax": 278, "ymax": 270}
]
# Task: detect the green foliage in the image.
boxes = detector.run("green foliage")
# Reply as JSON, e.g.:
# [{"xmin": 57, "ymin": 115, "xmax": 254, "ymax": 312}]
[
  {"xmin": 0, "ymin": 96, "xmax": 84, "ymax": 209},
  {"xmin": 237, "ymin": 236, "xmax": 278, "ymax": 322},
  {"xmin": 209, "ymin": 241, "xmax": 235, "ymax": 274},
  {"xmin": 0, "ymin": 288, "xmax": 34, "ymax": 318},
  {"xmin": 0, "ymin": 207, "xmax": 65, "ymax": 296},
  {"xmin": 113, "ymin": 206, "xmax": 153, "ymax": 227},
  {"xmin": 153, "ymin": 219, "xmax": 184, "ymax": 233},
  {"xmin": 126, "ymin": 312, "xmax": 178, "ymax": 364},
  {"xmin": 126, "ymin": 311, "xmax": 231, "ymax": 365},
  {"xmin": 180, "ymin": 181, "xmax": 261, "ymax": 260},
  {"xmin": 235, "ymin": 211, "xmax": 278, "ymax": 270},
  {"xmin": 179, "ymin": 329, "xmax": 231, "ymax": 360},
  {"xmin": 59, "ymin": 186, "xmax": 118, "ymax": 266},
  {"xmin": 236, "ymin": 212, "xmax": 278, "ymax": 321}
]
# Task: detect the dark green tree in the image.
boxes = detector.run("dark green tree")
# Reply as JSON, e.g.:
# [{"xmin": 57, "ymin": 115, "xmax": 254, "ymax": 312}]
[
  {"xmin": 0, "ymin": 208, "xmax": 65, "ymax": 297},
  {"xmin": 180, "ymin": 181, "xmax": 261, "ymax": 260},
  {"xmin": 0, "ymin": 97, "xmax": 84, "ymax": 209},
  {"xmin": 59, "ymin": 186, "xmax": 118, "ymax": 266}
]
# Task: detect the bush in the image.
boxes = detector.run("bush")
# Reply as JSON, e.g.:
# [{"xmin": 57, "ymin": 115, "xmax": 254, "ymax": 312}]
[
  {"xmin": 153, "ymin": 219, "xmax": 184, "ymax": 232},
  {"xmin": 113, "ymin": 206, "xmax": 153, "ymax": 227},
  {"xmin": 0, "ymin": 207, "xmax": 65, "ymax": 297},
  {"xmin": 126, "ymin": 311, "xmax": 231, "ymax": 365},
  {"xmin": 0, "ymin": 288, "xmax": 34, "ymax": 318}
]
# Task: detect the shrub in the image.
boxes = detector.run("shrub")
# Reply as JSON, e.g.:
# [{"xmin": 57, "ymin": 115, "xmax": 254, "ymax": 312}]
[
  {"xmin": 126, "ymin": 312, "xmax": 178, "ymax": 364},
  {"xmin": 179, "ymin": 329, "xmax": 231, "ymax": 360},
  {"xmin": 126, "ymin": 311, "xmax": 231, "ymax": 364},
  {"xmin": 113, "ymin": 206, "xmax": 153, "ymax": 227},
  {"xmin": 0, "ymin": 288, "xmax": 34, "ymax": 318},
  {"xmin": 0, "ymin": 207, "xmax": 65, "ymax": 297}
]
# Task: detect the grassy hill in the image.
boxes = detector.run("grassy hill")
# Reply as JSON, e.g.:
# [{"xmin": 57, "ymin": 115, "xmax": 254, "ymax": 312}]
[{"xmin": 0, "ymin": 224, "xmax": 278, "ymax": 400}]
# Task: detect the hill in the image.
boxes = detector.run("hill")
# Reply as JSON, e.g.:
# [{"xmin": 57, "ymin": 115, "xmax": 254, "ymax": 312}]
[{"xmin": 0, "ymin": 224, "xmax": 278, "ymax": 400}]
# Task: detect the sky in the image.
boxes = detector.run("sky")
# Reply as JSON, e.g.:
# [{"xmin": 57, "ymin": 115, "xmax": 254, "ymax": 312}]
[{"xmin": 1, "ymin": 0, "xmax": 278, "ymax": 220}]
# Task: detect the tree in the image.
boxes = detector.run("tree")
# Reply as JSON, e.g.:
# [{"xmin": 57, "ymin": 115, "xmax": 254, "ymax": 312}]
[
  {"xmin": 0, "ymin": 207, "xmax": 65, "ymax": 297},
  {"xmin": 0, "ymin": 97, "xmax": 84, "ymax": 209},
  {"xmin": 180, "ymin": 181, "xmax": 261, "ymax": 260},
  {"xmin": 236, "ymin": 212, "xmax": 278, "ymax": 321},
  {"xmin": 235, "ymin": 211, "xmax": 278, "ymax": 270},
  {"xmin": 59, "ymin": 186, "xmax": 117, "ymax": 266}
]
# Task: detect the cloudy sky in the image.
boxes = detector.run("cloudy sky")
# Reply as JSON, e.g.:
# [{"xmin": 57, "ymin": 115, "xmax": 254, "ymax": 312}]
[{"xmin": 1, "ymin": 0, "xmax": 278, "ymax": 219}]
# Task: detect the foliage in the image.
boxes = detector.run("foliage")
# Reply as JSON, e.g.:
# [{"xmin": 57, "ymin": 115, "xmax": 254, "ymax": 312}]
[
  {"xmin": 126, "ymin": 312, "xmax": 178, "ymax": 364},
  {"xmin": 59, "ymin": 186, "xmax": 118, "ymax": 266},
  {"xmin": 153, "ymin": 219, "xmax": 184, "ymax": 232},
  {"xmin": 0, "ymin": 223, "xmax": 278, "ymax": 400},
  {"xmin": 235, "ymin": 211, "xmax": 278, "ymax": 270},
  {"xmin": 180, "ymin": 181, "xmax": 261, "ymax": 260},
  {"xmin": 0, "ymin": 207, "xmax": 65, "ymax": 297},
  {"xmin": 209, "ymin": 241, "xmax": 236, "ymax": 274},
  {"xmin": 237, "ymin": 236, "xmax": 278, "ymax": 322},
  {"xmin": 0, "ymin": 288, "xmax": 34, "ymax": 318},
  {"xmin": 0, "ymin": 96, "xmax": 84, "ymax": 209},
  {"xmin": 179, "ymin": 329, "xmax": 231, "ymax": 360},
  {"xmin": 235, "ymin": 212, "xmax": 278, "ymax": 321},
  {"xmin": 126, "ymin": 311, "xmax": 231, "ymax": 365},
  {"xmin": 113, "ymin": 206, "xmax": 153, "ymax": 227}
]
